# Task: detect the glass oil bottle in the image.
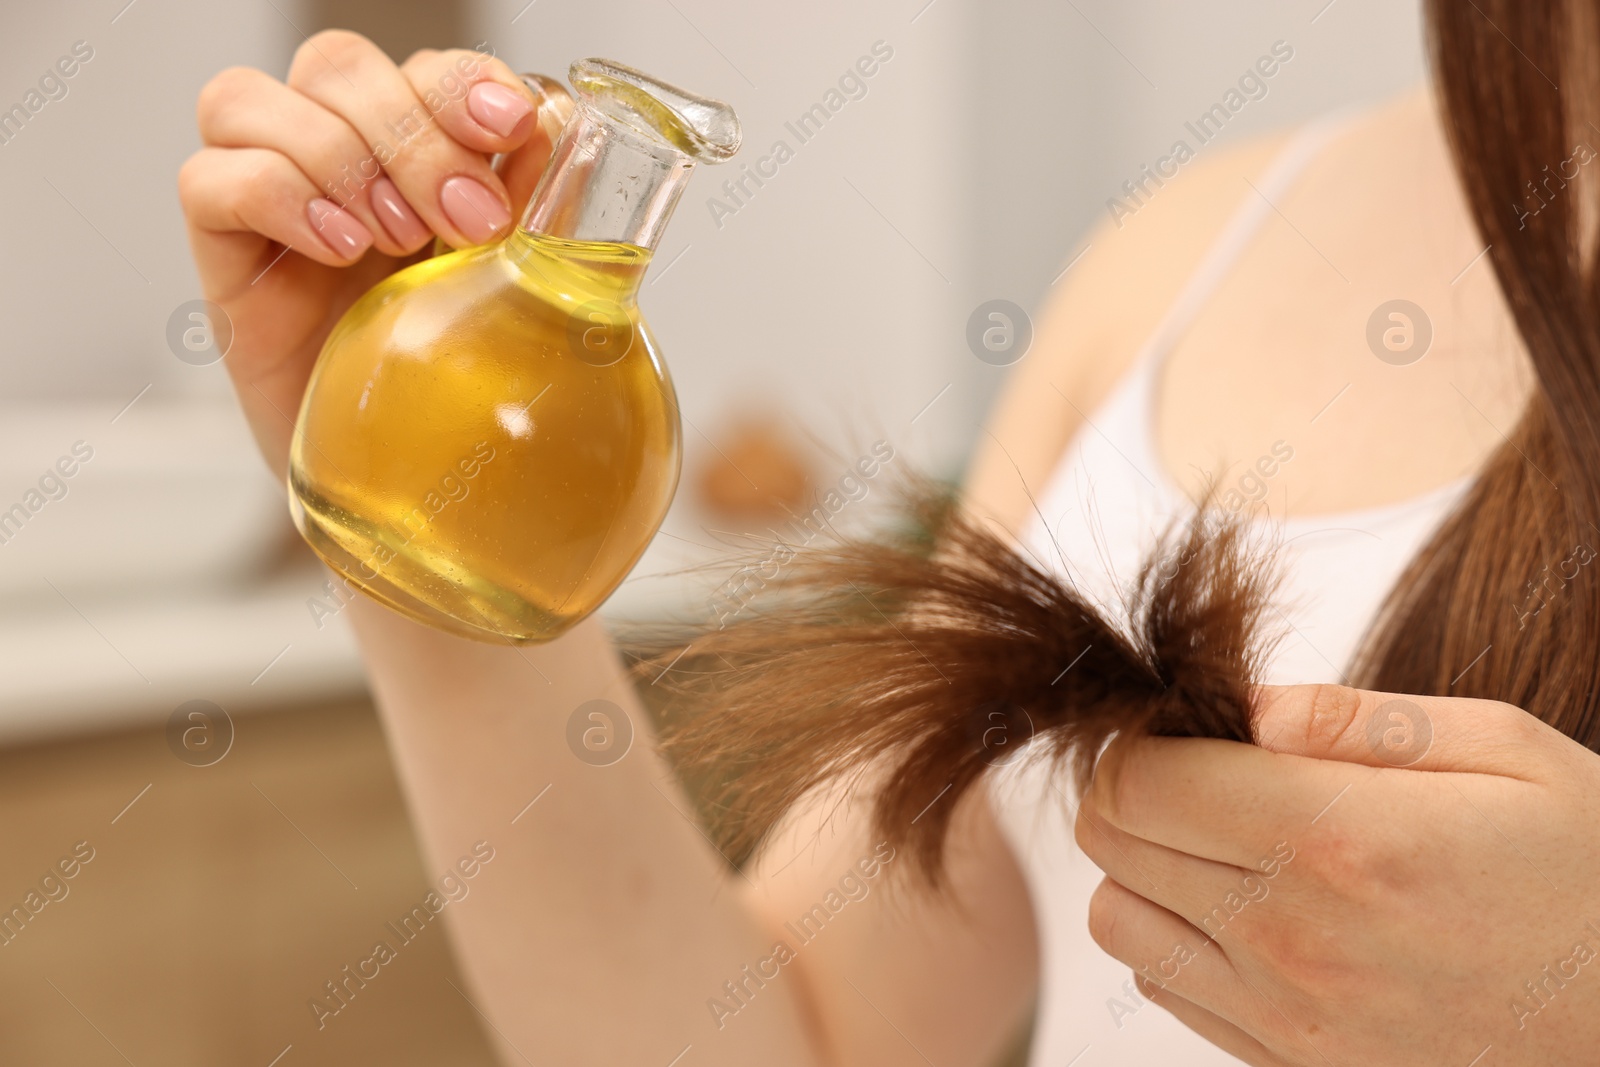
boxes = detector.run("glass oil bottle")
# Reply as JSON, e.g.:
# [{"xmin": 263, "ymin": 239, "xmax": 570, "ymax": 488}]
[{"xmin": 287, "ymin": 59, "xmax": 741, "ymax": 643}]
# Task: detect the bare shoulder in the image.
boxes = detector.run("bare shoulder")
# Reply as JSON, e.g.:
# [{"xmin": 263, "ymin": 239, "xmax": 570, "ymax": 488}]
[{"xmin": 963, "ymin": 127, "xmax": 1303, "ymax": 536}]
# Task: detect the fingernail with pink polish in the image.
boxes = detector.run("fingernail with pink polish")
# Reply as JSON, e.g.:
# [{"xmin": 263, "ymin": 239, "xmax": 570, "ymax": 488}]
[
  {"xmin": 440, "ymin": 176, "xmax": 512, "ymax": 244},
  {"xmin": 468, "ymin": 82, "xmax": 535, "ymax": 138},
  {"xmin": 368, "ymin": 177, "xmax": 431, "ymax": 249},
  {"xmin": 306, "ymin": 198, "xmax": 373, "ymax": 261}
]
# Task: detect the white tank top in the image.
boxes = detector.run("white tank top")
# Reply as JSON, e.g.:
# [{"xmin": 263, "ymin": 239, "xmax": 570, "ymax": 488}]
[{"xmin": 987, "ymin": 118, "xmax": 1472, "ymax": 1066}]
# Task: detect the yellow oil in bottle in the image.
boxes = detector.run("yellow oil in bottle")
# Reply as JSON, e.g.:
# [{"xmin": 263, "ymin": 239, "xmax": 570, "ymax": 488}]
[{"xmin": 287, "ymin": 229, "xmax": 680, "ymax": 645}]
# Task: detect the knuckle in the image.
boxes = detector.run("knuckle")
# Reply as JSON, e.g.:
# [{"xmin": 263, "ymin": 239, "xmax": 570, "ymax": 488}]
[
  {"xmin": 1251, "ymin": 915, "xmax": 1358, "ymax": 1002},
  {"xmin": 1297, "ymin": 823, "xmax": 1380, "ymax": 896},
  {"xmin": 400, "ymin": 48, "xmax": 440, "ymax": 71},
  {"xmin": 1100, "ymin": 762, "xmax": 1146, "ymax": 829},
  {"xmin": 1135, "ymin": 971, "xmax": 1166, "ymax": 1003},
  {"xmin": 1487, "ymin": 699, "xmax": 1542, "ymax": 743},
  {"xmin": 391, "ymin": 122, "xmax": 494, "ymax": 187},
  {"xmin": 196, "ymin": 66, "xmax": 262, "ymax": 127},
  {"xmin": 290, "ymin": 29, "xmax": 378, "ymax": 86},
  {"xmin": 1302, "ymin": 683, "xmax": 1365, "ymax": 750},
  {"xmin": 1072, "ymin": 810, "xmax": 1095, "ymax": 856},
  {"xmin": 438, "ymin": 47, "xmax": 500, "ymax": 81},
  {"xmin": 236, "ymin": 153, "xmax": 290, "ymax": 212},
  {"xmin": 176, "ymin": 153, "xmax": 207, "ymax": 211},
  {"xmin": 1086, "ymin": 750, "xmax": 1138, "ymax": 827},
  {"xmin": 1085, "ymin": 882, "xmax": 1124, "ymax": 955},
  {"xmin": 402, "ymin": 49, "xmax": 492, "ymax": 110},
  {"xmin": 381, "ymin": 107, "xmax": 450, "ymax": 167},
  {"xmin": 308, "ymin": 28, "xmax": 376, "ymax": 63}
]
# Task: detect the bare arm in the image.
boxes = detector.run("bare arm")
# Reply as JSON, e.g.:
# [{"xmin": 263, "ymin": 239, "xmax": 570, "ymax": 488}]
[{"xmin": 346, "ymin": 601, "xmax": 823, "ymax": 1064}]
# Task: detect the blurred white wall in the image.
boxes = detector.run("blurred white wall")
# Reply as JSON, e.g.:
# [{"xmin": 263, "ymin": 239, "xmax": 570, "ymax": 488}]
[{"xmin": 0, "ymin": 0, "xmax": 295, "ymax": 402}]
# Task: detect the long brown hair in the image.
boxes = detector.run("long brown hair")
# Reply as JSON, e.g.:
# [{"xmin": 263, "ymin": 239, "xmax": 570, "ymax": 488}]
[
  {"xmin": 633, "ymin": 0, "xmax": 1600, "ymax": 881},
  {"xmin": 1353, "ymin": 0, "xmax": 1600, "ymax": 734}
]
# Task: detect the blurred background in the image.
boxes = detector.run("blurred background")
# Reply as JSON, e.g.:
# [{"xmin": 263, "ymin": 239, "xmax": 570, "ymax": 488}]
[{"xmin": 0, "ymin": 0, "xmax": 1424, "ymax": 1062}]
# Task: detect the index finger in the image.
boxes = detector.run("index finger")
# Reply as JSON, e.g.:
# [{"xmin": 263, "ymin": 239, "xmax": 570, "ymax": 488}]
[
  {"xmin": 1251, "ymin": 682, "xmax": 1554, "ymax": 778},
  {"xmin": 398, "ymin": 49, "xmax": 548, "ymax": 156},
  {"xmin": 398, "ymin": 54, "xmax": 572, "ymax": 226},
  {"xmin": 488, "ymin": 73, "xmax": 573, "ymax": 216},
  {"xmin": 1083, "ymin": 734, "xmax": 1364, "ymax": 868},
  {"xmin": 1082, "ymin": 681, "xmax": 1559, "ymax": 868}
]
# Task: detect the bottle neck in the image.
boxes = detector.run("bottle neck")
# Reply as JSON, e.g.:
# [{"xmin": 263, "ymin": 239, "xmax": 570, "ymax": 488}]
[{"xmin": 518, "ymin": 101, "xmax": 696, "ymax": 253}]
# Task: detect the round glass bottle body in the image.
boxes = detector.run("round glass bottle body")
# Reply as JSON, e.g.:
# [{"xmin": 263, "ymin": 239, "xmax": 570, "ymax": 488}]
[{"xmin": 288, "ymin": 229, "xmax": 679, "ymax": 644}]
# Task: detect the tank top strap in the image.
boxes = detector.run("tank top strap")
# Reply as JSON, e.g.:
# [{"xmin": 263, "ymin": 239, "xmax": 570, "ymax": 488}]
[{"xmin": 1129, "ymin": 113, "xmax": 1356, "ymax": 387}]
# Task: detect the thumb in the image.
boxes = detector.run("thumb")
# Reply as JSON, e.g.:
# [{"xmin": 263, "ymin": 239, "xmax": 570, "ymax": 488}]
[
  {"xmin": 493, "ymin": 73, "xmax": 574, "ymax": 219},
  {"xmin": 1251, "ymin": 683, "xmax": 1557, "ymax": 777}
]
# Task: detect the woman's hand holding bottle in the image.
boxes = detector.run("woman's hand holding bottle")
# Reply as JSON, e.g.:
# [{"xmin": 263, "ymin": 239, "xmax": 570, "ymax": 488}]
[{"xmin": 178, "ymin": 31, "xmax": 567, "ymax": 480}]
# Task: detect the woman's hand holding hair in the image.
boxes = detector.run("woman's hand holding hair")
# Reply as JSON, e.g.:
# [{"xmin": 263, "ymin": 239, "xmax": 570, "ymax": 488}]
[{"xmin": 1076, "ymin": 684, "xmax": 1600, "ymax": 1066}]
